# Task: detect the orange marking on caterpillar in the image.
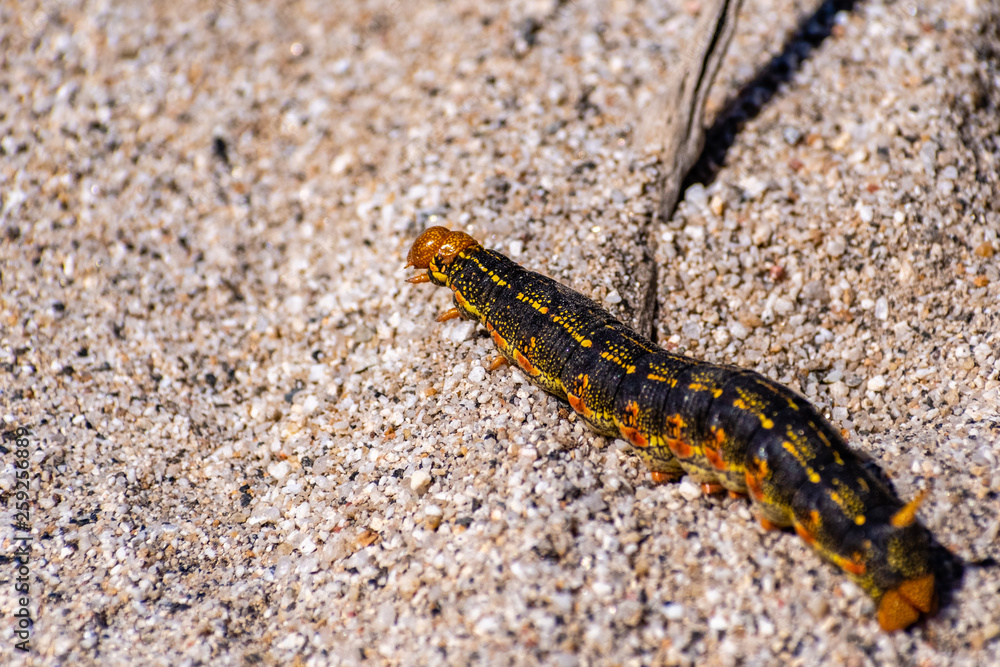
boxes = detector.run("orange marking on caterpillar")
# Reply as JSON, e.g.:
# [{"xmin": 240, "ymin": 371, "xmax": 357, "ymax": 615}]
[
  {"xmin": 567, "ymin": 389, "xmax": 593, "ymax": 420},
  {"xmin": 704, "ymin": 445, "xmax": 727, "ymax": 471},
  {"xmin": 701, "ymin": 483, "xmax": 724, "ymax": 495},
  {"xmin": 745, "ymin": 463, "xmax": 767, "ymax": 502},
  {"xmin": 836, "ymin": 553, "xmax": 867, "ymax": 576},
  {"xmin": 666, "ymin": 438, "xmax": 693, "ymax": 458},
  {"xmin": 622, "ymin": 400, "xmax": 641, "ymax": 424},
  {"xmin": 619, "ymin": 426, "xmax": 648, "ymax": 449},
  {"xmin": 794, "ymin": 522, "xmax": 816, "ymax": 547},
  {"xmin": 665, "ymin": 414, "xmax": 686, "ymax": 439},
  {"xmin": 487, "ymin": 323, "xmax": 509, "ymax": 351},
  {"xmin": 514, "ymin": 350, "xmax": 540, "ymax": 376}
]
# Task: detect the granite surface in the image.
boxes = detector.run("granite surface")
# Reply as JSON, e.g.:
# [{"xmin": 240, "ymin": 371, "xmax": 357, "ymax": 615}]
[{"xmin": 2, "ymin": 0, "xmax": 999, "ymax": 664}]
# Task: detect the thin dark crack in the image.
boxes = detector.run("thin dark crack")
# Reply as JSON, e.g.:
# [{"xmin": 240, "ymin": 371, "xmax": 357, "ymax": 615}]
[{"xmin": 636, "ymin": 229, "xmax": 660, "ymax": 342}]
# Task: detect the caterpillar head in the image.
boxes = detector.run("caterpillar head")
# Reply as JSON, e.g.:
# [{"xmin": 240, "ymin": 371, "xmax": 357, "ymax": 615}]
[{"xmin": 406, "ymin": 226, "xmax": 482, "ymax": 282}]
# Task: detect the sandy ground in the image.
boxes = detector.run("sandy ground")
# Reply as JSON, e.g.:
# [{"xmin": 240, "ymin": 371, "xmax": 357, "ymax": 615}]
[{"xmin": 2, "ymin": 0, "xmax": 999, "ymax": 664}]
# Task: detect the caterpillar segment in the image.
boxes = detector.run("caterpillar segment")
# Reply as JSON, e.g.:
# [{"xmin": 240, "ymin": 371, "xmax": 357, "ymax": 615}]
[{"xmin": 406, "ymin": 226, "xmax": 936, "ymax": 632}]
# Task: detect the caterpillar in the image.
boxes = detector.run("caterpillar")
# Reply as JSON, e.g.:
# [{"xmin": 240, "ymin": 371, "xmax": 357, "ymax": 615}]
[{"xmin": 405, "ymin": 226, "xmax": 935, "ymax": 632}]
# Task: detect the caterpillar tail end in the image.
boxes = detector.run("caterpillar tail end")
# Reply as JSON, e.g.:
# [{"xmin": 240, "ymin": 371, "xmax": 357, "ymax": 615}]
[{"xmin": 877, "ymin": 573, "xmax": 936, "ymax": 631}]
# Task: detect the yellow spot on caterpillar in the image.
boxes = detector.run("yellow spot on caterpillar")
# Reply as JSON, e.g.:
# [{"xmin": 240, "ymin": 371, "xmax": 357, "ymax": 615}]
[
  {"xmin": 833, "ymin": 451, "xmax": 845, "ymax": 466},
  {"xmin": 760, "ymin": 416, "xmax": 774, "ymax": 429},
  {"xmin": 829, "ymin": 478, "xmax": 865, "ymax": 517},
  {"xmin": 781, "ymin": 440, "xmax": 812, "ymax": 472},
  {"xmin": 581, "ymin": 339, "xmax": 592, "ymax": 348},
  {"xmin": 713, "ymin": 388, "xmax": 723, "ymax": 398},
  {"xmin": 626, "ymin": 365, "xmax": 635, "ymax": 374},
  {"xmin": 539, "ymin": 306, "xmax": 548, "ymax": 314},
  {"xmin": 733, "ymin": 398, "xmax": 747, "ymax": 410},
  {"xmin": 809, "ymin": 471, "xmax": 821, "ymax": 484},
  {"xmin": 855, "ymin": 515, "xmax": 866, "ymax": 526}
]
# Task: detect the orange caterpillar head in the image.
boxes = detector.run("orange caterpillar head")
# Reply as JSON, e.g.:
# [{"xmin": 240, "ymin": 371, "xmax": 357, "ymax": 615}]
[{"xmin": 406, "ymin": 226, "xmax": 482, "ymax": 280}]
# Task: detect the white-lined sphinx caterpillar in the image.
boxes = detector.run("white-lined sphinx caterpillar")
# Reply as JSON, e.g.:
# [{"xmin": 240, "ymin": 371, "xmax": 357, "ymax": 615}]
[{"xmin": 406, "ymin": 226, "xmax": 936, "ymax": 631}]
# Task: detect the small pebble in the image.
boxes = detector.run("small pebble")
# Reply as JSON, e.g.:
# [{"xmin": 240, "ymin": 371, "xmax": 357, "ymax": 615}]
[
  {"xmin": 410, "ymin": 470, "xmax": 432, "ymax": 495},
  {"xmin": 678, "ymin": 481, "xmax": 702, "ymax": 502}
]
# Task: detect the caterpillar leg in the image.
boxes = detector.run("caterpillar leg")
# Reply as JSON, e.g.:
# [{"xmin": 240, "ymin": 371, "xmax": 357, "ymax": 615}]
[
  {"xmin": 488, "ymin": 355, "xmax": 509, "ymax": 371},
  {"xmin": 758, "ymin": 517, "xmax": 781, "ymax": 531},
  {"xmin": 436, "ymin": 308, "xmax": 462, "ymax": 322},
  {"xmin": 651, "ymin": 471, "xmax": 683, "ymax": 485},
  {"xmin": 697, "ymin": 484, "xmax": 746, "ymax": 498}
]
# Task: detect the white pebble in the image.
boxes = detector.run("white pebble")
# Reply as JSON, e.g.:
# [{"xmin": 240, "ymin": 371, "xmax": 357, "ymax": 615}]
[
  {"xmin": 678, "ymin": 481, "xmax": 701, "ymax": 502},
  {"xmin": 740, "ymin": 175, "xmax": 767, "ymax": 199},
  {"xmin": 826, "ymin": 236, "xmax": 847, "ymax": 257},
  {"xmin": 605, "ymin": 289, "xmax": 622, "ymax": 305},
  {"xmin": 684, "ymin": 225, "xmax": 705, "ymax": 242},
  {"xmin": 448, "ymin": 321, "xmax": 476, "ymax": 343},
  {"xmin": 663, "ymin": 603, "xmax": 685, "ymax": 620},
  {"xmin": 410, "ymin": 470, "xmax": 432, "ymax": 495},
  {"xmin": 268, "ymin": 461, "xmax": 290, "ymax": 480},
  {"xmin": 685, "ymin": 183, "xmax": 708, "ymax": 209},
  {"xmin": 867, "ymin": 375, "xmax": 887, "ymax": 392},
  {"xmin": 874, "ymin": 297, "xmax": 889, "ymax": 321},
  {"xmin": 468, "ymin": 365, "xmax": 487, "ymax": 382}
]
